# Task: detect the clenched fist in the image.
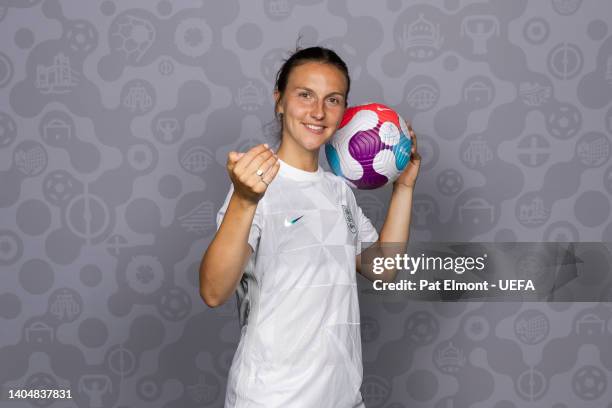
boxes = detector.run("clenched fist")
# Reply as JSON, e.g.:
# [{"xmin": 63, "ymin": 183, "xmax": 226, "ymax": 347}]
[{"xmin": 227, "ymin": 144, "xmax": 280, "ymax": 204}]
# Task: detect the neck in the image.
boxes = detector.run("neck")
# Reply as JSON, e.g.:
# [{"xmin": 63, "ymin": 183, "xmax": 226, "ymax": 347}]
[{"xmin": 276, "ymin": 139, "xmax": 319, "ymax": 172}]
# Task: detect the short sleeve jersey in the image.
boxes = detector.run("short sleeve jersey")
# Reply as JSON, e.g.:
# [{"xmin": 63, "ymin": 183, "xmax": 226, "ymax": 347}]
[{"xmin": 216, "ymin": 158, "xmax": 379, "ymax": 408}]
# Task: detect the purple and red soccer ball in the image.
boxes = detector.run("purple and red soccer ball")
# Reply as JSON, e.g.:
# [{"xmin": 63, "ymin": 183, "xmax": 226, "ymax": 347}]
[{"xmin": 325, "ymin": 102, "xmax": 413, "ymax": 189}]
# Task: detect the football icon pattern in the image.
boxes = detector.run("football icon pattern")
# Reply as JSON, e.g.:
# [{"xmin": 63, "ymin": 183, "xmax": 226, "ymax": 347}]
[{"xmin": 325, "ymin": 103, "xmax": 412, "ymax": 189}]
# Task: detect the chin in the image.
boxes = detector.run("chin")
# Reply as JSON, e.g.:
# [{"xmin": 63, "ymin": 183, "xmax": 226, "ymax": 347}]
[
  {"xmin": 300, "ymin": 135, "xmax": 330, "ymax": 151},
  {"xmin": 299, "ymin": 141, "xmax": 324, "ymax": 152},
  {"xmin": 284, "ymin": 124, "xmax": 333, "ymax": 152}
]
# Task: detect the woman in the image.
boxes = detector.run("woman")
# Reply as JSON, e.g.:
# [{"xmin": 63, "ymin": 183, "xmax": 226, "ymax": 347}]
[{"xmin": 200, "ymin": 46, "xmax": 419, "ymax": 407}]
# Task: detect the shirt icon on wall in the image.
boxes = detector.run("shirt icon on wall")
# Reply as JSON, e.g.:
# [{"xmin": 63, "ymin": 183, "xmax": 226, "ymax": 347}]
[{"xmin": 284, "ymin": 215, "xmax": 304, "ymax": 227}]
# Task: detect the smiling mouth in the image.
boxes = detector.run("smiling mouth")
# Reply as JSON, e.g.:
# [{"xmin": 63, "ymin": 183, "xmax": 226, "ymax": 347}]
[{"xmin": 303, "ymin": 123, "xmax": 326, "ymax": 134}]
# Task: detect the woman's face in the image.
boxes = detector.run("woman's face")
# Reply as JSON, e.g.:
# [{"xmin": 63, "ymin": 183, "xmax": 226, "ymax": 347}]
[{"xmin": 275, "ymin": 61, "xmax": 348, "ymax": 152}]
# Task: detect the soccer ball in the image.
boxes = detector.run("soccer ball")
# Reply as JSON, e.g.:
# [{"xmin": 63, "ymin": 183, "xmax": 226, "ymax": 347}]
[{"xmin": 325, "ymin": 103, "xmax": 412, "ymax": 189}]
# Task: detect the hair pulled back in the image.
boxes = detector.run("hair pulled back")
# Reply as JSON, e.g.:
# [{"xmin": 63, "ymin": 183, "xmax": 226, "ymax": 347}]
[{"xmin": 273, "ymin": 45, "xmax": 350, "ymax": 120}]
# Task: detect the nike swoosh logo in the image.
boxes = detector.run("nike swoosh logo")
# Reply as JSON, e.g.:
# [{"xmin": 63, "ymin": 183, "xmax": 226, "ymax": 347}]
[{"xmin": 284, "ymin": 215, "xmax": 304, "ymax": 227}]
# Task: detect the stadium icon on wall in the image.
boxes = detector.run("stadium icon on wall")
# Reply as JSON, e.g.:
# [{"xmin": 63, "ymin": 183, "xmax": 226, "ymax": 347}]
[
  {"xmin": 180, "ymin": 146, "xmax": 213, "ymax": 175},
  {"xmin": 405, "ymin": 83, "xmax": 439, "ymax": 111},
  {"xmin": 178, "ymin": 202, "xmax": 215, "ymax": 234}
]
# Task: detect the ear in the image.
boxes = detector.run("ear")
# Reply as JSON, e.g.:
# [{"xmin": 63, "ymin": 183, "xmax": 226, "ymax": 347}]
[{"xmin": 273, "ymin": 90, "xmax": 283, "ymax": 115}]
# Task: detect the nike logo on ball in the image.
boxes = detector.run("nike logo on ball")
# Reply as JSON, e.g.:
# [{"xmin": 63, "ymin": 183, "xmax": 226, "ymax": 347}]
[
  {"xmin": 376, "ymin": 106, "xmax": 391, "ymax": 111},
  {"xmin": 284, "ymin": 215, "xmax": 304, "ymax": 227}
]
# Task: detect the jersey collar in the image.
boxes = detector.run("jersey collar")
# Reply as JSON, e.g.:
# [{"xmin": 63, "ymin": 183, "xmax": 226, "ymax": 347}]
[{"xmin": 278, "ymin": 158, "xmax": 323, "ymax": 181}]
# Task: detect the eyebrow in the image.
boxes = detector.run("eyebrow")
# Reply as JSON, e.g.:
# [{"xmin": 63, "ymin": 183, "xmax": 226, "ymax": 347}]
[{"xmin": 295, "ymin": 87, "xmax": 345, "ymax": 98}]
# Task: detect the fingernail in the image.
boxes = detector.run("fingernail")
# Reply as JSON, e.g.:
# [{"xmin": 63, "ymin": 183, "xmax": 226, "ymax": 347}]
[{"xmin": 264, "ymin": 143, "xmax": 269, "ymax": 148}]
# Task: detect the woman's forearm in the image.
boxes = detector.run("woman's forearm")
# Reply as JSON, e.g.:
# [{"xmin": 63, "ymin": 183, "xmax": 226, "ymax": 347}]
[
  {"xmin": 360, "ymin": 184, "xmax": 414, "ymax": 283},
  {"xmin": 199, "ymin": 194, "xmax": 258, "ymax": 307},
  {"xmin": 379, "ymin": 183, "xmax": 414, "ymax": 243}
]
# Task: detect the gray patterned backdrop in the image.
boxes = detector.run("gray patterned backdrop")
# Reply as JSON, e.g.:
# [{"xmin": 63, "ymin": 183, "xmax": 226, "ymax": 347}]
[{"xmin": 1, "ymin": 0, "xmax": 611, "ymax": 407}]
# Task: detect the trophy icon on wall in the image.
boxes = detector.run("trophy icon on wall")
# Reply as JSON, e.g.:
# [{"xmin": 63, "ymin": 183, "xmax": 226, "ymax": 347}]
[
  {"xmin": 78, "ymin": 374, "xmax": 112, "ymax": 408},
  {"xmin": 414, "ymin": 199, "xmax": 434, "ymax": 226},
  {"xmin": 155, "ymin": 117, "xmax": 179, "ymax": 143},
  {"xmin": 461, "ymin": 15, "xmax": 500, "ymax": 55}
]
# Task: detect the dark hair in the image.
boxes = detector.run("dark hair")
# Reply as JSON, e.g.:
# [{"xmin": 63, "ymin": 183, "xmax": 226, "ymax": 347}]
[{"xmin": 273, "ymin": 45, "xmax": 350, "ymax": 122}]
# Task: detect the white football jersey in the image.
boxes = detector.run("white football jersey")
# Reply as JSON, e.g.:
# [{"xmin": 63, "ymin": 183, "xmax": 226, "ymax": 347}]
[{"xmin": 216, "ymin": 158, "xmax": 379, "ymax": 408}]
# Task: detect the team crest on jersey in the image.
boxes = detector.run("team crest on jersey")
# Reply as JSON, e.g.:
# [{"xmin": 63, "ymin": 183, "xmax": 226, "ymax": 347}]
[{"xmin": 342, "ymin": 205, "xmax": 357, "ymax": 234}]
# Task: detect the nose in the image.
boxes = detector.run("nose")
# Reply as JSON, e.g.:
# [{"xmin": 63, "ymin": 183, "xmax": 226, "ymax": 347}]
[{"xmin": 310, "ymin": 99, "xmax": 325, "ymax": 121}]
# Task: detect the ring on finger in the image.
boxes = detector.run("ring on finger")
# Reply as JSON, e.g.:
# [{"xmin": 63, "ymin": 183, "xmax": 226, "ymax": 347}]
[{"xmin": 256, "ymin": 168, "xmax": 264, "ymax": 177}]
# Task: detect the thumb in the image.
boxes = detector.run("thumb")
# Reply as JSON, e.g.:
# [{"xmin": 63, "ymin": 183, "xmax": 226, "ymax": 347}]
[{"xmin": 228, "ymin": 151, "xmax": 240, "ymax": 163}]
